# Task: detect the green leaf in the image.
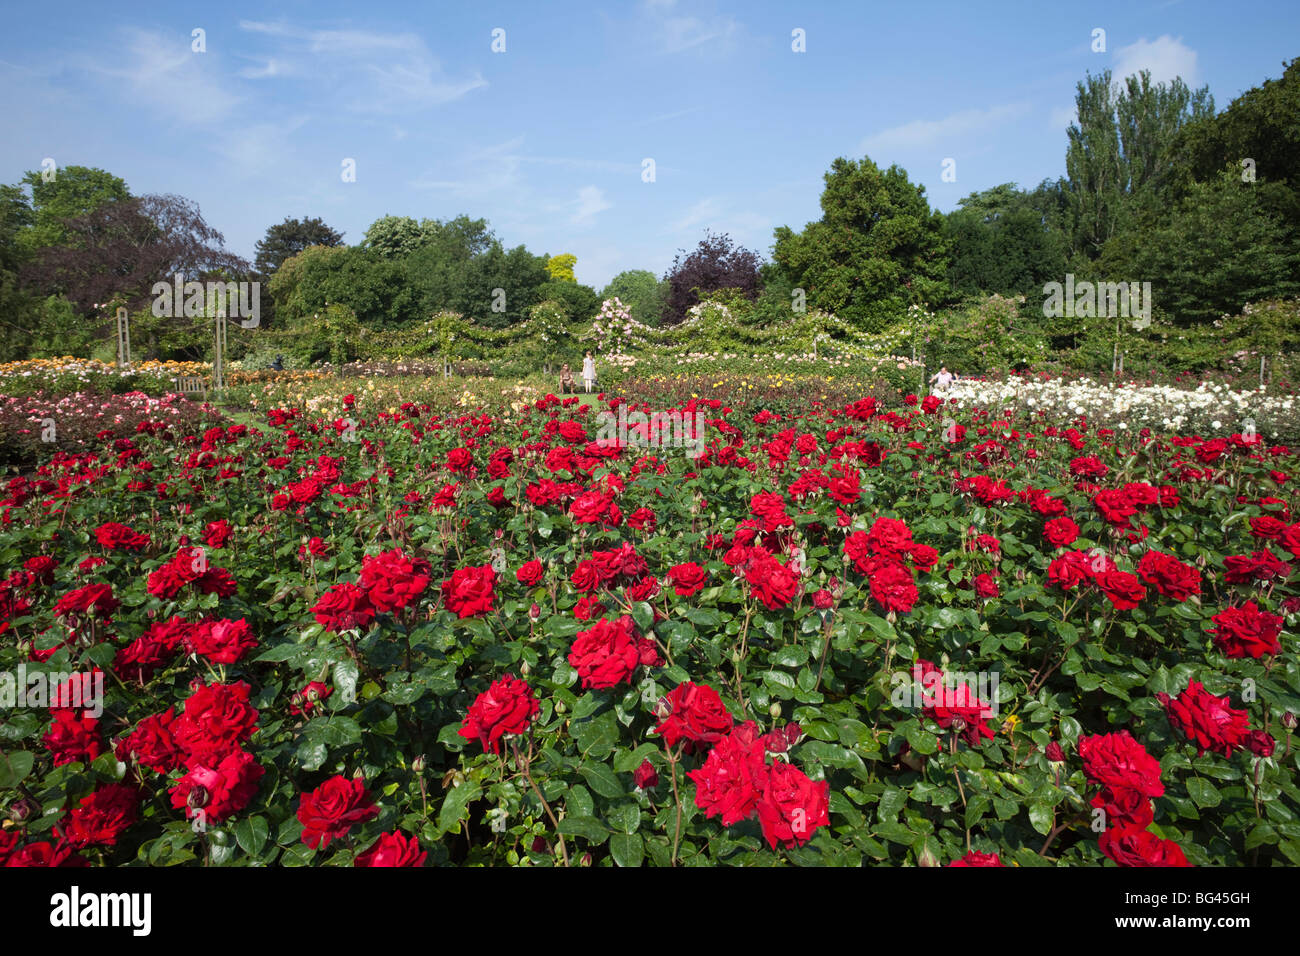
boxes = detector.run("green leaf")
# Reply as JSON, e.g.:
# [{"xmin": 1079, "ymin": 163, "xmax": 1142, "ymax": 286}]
[
  {"xmin": 556, "ymin": 815, "xmax": 610, "ymax": 844},
  {"xmin": 0, "ymin": 750, "xmax": 35, "ymax": 789},
  {"xmin": 333, "ymin": 660, "xmax": 359, "ymax": 706},
  {"xmin": 1028, "ymin": 801, "xmax": 1054, "ymax": 835},
  {"xmin": 609, "ymin": 831, "xmax": 644, "ymax": 867},
  {"xmin": 233, "ymin": 815, "xmax": 269, "ymax": 856},
  {"xmin": 1186, "ymin": 777, "xmax": 1221, "ymax": 809},
  {"xmin": 438, "ymin": 780, "xmax": 482, "ymax": 835},
  {"xmin": 578, "ymin": 762, "xmax": 626, "ymax": 799}
]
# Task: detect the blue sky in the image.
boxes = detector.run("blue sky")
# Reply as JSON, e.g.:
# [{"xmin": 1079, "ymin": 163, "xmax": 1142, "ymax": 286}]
[{"xmin": 2, "ymin": 0, "xmax": 1296, "ymax": 290}]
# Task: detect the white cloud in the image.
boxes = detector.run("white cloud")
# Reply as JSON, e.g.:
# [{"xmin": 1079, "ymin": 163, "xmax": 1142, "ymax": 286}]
[
  {"xmin": 1112, "ymin": 35, "xmax": 1199, "ymax": 86},
  {"xmin": 668, "ymin": 197, "xmax": 723, "ymax": 234},
  {"xmin": 90, "ymin": 28, "xmax": 242, "ymax": 125},
  {"xmin": 571, "ymin": 186, "xmax": 612, "ymax": 225},
  {"xmin": 861, "ymin": 103, "xmax": 1029, "ymax": 155},
  {"xmin": 236, "ymin": 20, "xmax": 486, "ymax": 112}
]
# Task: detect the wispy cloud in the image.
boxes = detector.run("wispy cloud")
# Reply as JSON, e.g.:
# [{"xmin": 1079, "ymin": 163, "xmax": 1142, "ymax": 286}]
[
  {"xmin": 571, "ymin": 186, "xmax": 612, "ymax": 225},
  {"xmin": 861, "ymin": 102, "xmax": 1030, "ymax": 154},
  {"xmin": 89, "ymin": 28, "xmax": 242, "ymax": 125},
  {"xmin": 1112, "ymin": 35, "xmax": 1200, "ymax": 85},
  {"xmin": 237, "ymin": 20, "xmax": 487, "ymax": 111}
]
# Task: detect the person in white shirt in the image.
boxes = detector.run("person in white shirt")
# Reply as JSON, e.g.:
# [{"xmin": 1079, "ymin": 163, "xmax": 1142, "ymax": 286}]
[
  {"xmin": 582, "ymin": 351, "xmax": 596, "ymax": 393},
  {"xmin": 930, "ymin": 366, "xmax": 955, "ymax": 392}
]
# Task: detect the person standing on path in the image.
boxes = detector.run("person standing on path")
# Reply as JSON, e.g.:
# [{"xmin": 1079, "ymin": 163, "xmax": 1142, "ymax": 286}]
[{"xmin": 582, "ymin": 351, "xmax": 596, "ymax": 393}]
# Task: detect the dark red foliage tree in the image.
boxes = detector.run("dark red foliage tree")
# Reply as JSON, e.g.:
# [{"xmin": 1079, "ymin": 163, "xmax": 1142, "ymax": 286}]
[{"xmin": 662, "ymin": 231, "xmax": 763, "ymax": 326}]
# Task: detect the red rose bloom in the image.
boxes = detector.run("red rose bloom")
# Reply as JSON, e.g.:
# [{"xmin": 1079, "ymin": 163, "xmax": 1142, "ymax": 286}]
[
  {"xmin": 973, "ymin": 573, "xmax": 1000, "ymax": 599},
  {"xmin": 312, "ymin": 582, "xmax": 375, "ymax": 633},
  {"xmin": 458, "ymin": 675, "xmax": 539, "ymax": 754},
  {"xmin": 1097, "ymin": 569, "xmax": 1146, "ymax": 610},
  {"xmin": 61, "ymin": 783, "xmax": 140, "ymax": 848},
  {"xmin": 441, "ymin": 564, "xmax": 497, "ymax": 618},
  {"xmin": 1043, "ymin": 517, "xmax": 1080, "ymax": 548},
  {"xmin": 516, "ymin": 560, "xmax": 544, "ymax": 587},
  {"xmin": 667, "ymin": 562, "xmax": 708, "ymax": 597},
  {"xmin": 298, "ymin": 775, "xmax": 381, "ymax": 850},
  {"xmin": 1136, "ymin": 551, "xmax": 1201, "ymax": 602},
  {"xmin": 94, "ymin": 522, "xmax": 151, "ymax": 552},
  {"xmin": 4, "ymin": 841, "xmax": 88, "ymax": 868},
  {"xmin": 689, "ymin": 721, "xmax": 766, "ymax": 826},
  {"xmin": 355, "ymin": 831, "xmax": 427, "ymax": 867},
  {"xmin": 633, "ymin": 759, "xmax": 659, "ymax": 790},
  {"xmin": 870, "ymin": 560, "xmax": 918, "ymax": 613},
  {"xmin": 1078, "ymin": 731, "xmax": 1164, "ymax": 800},
  {"xmin": 745, "ymin": 556, "xmax": 801, "ymax": 610},
  {"xmin": 655, "ymin": 681, "xmax": 734, "ymax": 749},
  {"xmin": 568, "ymin": 616, "xmax": 660, "ymax": 690},
  {"xmin": 203, "ymin": 520, "xmax": 232, "ymax": 549},
  {"xmin": 1210, "ymin": 602, "xmax": 1283, "ymax": 659},
  {"xmin": 1156, "ymin": 679, "xmax": 1250, "ymax": 758},
  {"xmin": 52, "ymin": 582, "xmax": 119, "ymax": 619},
  {"xmin": 115, "ymin": 707, "xmax": 183, "ymax": 773},
  {"xmin": 169, "ymin": 748, "xmax": 264, "ymax": 824},
  {"xmin": 948, "ymin": 850, "xmax": 1005, "ymax": 867},
  {"xmin": 43, "ymin": 709, "xmax": 102, "ymax": 766},
  {"xmin": 360, "ymin": 548, "xmax": 431, "ymax": 614},
  {"xmin": 1099, "ymin": 825, "xmax": 1191, "ymax": 867},
  {"xmin": 172, "ymin": 681, "xmax": 259, "ymax": 762},
  {"xmin": 755, "ymin": 760, "xmax": 830, "ymax": 849},
  {"xmin": 187, "ymin": 617, "xmax": 258, "ymax": 665}
]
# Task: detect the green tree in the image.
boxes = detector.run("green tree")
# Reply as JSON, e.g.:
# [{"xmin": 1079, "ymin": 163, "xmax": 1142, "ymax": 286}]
[
  {"xmin": 772, "ymin": 156, "xmax": 950, "ymax": 330},
  {"xmin": 600, "ymin": 269, "xmax": 667, "ymax": 325},
  {"xmin": 16, "ymin": 165, "xmax": 130, "ymax": 255},
  {"xmin": 254, "ymin": 216, "xmax": 344, "ymax": 275},
  {"xmin": 363, "ymin": 215, "xmax": 429, "ymax": 260},
  {"xmin": 1065, "ymin": 70, "xmax": 1214, "ymax": 258},
  {"xmin": 945, "ymin": 182, "xmax": 1069, "ymax": 299}
]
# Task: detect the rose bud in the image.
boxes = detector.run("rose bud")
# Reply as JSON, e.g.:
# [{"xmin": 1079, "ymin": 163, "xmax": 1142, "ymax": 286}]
[
  {"xmin": 764, "ymin": 730, "xmax": 789, "ymax": 754},
  {"xmin": 1247, "ymin": 730, "xmax": 1276, "ymax": 758},
  {"xmin": 812, "ymin": 589, "xmax": 834, "ymax": 610},
  {"xmin": 1045, "ymin": 741, "xmax": 1065, "ymax": 763},
  {"xmin": 531, "ymin": 835, "xmax": 549, "ymax": 854},
  {"xmin": 633, "ymin": 760, "xmax": 658, "ymax": 790},
  {"xmin": 1283, "ymin": 712, "xmax": 1298, "ymax": 731},
  {"xmin": 9, "ymin": 797, "xmax": 37, "ymax": 823},
  {"xmin": 580, "ymin": 852, "xmax": 593, "ymax": 867},
  {"xmin": 768, "ymin": 702, "xmax": 783, "ymax": 720},
  {"xmin": 412, "ymin": 755, "xmax": 426, "ymax": 773},
  {"xmin": 917, "ymin": 842, "xmax": 940, "ymax": 867},
  {"xmin": 187, "ymin": 785, "xmax": 210, "ymax": 810},
  {"xmin": 528, "ymin": 603, "xmax": 542, "ymax": 622},
  {"xmin": 784, "ymin": 723, "xmax": 803, "ymax": 746}
]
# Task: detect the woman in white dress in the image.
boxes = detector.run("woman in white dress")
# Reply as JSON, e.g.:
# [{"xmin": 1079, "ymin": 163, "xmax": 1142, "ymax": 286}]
[{"xmin": 582, "ymin": 351, "xmax": 596, "ymax": 393}]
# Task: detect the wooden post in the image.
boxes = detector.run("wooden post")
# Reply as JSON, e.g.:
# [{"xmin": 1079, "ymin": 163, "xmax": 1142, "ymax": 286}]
[
  {"xmin": 213, "ymin": 308, "xmax": 227, "ymax": 391},
  {"xmin": 116, "ymin": 307, "xmax": 131, "ymax": 367}
]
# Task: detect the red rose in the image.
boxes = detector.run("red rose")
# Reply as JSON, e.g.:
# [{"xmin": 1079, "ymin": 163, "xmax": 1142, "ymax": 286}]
[
  {"xmin": 689, "ymin": 721, "xmax": 766, "ymax": 826},
  {"xmin": 667, "ymin": 562, "xmax": 708, "ymax": 597},
  {"xmin": 115, "ymin": 707, "xmax": 183, "ymax": 773},
  {"xmin": 169, "ymin": 748, "xmax": 264, "ymax": 823},
  {"xmin": 516, "ymin": 560, "xmax": 544, "ymax": 587},
  {"xmin": 298, "ymin": 775, "xmax": 381, "ymax": 850},
  {"xmin": 52, "ymin": 582, "xmax": 119, "ymax": 619},
  {"xmin": 4, "ymin": 841, "xmax": 88, "ymax": 868},
  {"xmin": 1043, "ymin": 517, "xmax": 1080, "ymax": 548},
  {"xmin": 94, "ymin": 522, "xmax": 151, "ymax": 552},
  {"xmin": 633, "ymin": 759, "xmax": 659, "ymax": 790},
  {"xmin": 865, "ymin": 516, "xmax": 914, "ymax": 558},
  {"xmin": 441, "ymin": 564, "xmax": 497, "ymax": 618},
  {"xmin": 749, "ymin": 491, "xmax": 793, "ymax": 532},
  {"xmin": 172, "ymin": 681, "xmax": 259, "ymax": 763},
  {"xmin": 1097, "ymin": 569, "xmax": 1146, "ymax": 610},
  {"xmin": 567, "ymin": 616, "xmax": 660, "ymax": 690},
  {"xmin": 288, "ymin": 680, "xmax": 333, "ymax": 718},
  {"xmin": 1047, "ymin": 551, "xmax": 1093, "ymax": 590},
  {"xmin": 573, "ymin": 595, "xmax": 606, "ymax": 620},
  {"xmin": 1224, "ymin": 550, "xmax": 1291, "ymax": 584},
  {"xmin": 458, "ymin": 674, "xmax": 539, "ymax": 754},
  {"xmin": 755, "ymin": 760, "xmax": 830, "ymax": 849},
  {"xmin": 1099, "ymin": 825, "xmax": 1191, "ymax": 867},
  {"xmin": 745, "ymin": 556, "xmax": 800, "ymax": 610},
  {"xmin": 355, "ymin": 831, "xmax": 427, "ymax": 867},
  {"xmin": 203, "ymin": 519, "xmax": 232, "ymax": 549},
  {"xmin": 312, "ymin": 582, "xmax": 376, "ymax": 633},
  {"xmin": 1156, "ymin": 679, "xmax": 1249, "ymax": 758},
  {"xmin": 360, "ymin": 548, "xmax": 431, "ymax": 614},
  {"xmin": 973, "ymin": 573, "xmax": 999, "ymax": 599},
  {"xmin": 61, "ymin": 783, "xmax": 140, "ymax": 848},
  {"xmin": 655, "ymin": 681, "xmax": 734, "ymax": 749},
  {"xmin": 187, "ymin": 617, "xmax": 258, "ymax": 665},
  {"xmin": 1090, "ymin": 785, "xmax": 1154, "ymax": 830},
  {"xmin": 43, "ymin": 710, "xmax": 102, "ymax": 766},
  {"xmin": 570, "ymin": 559, "xmax": 603, "ymax": 593},
  {"xmin": 1137, "ymin": 551, "xmax": 1201, "ymax": 602},
  {"xmin": 1210, "ymin": 601, "xmax": 1283, "ymax": 659},
  {"xmin": 1078, "ymin": 731, "xmax": 1163, "ymax": 800},
  {"xmin": 870, "ymin": 560, "xmax": 918, "ymax": 613},
  {"xmin": 948, "ymin": 850, "xmax": 1005, "ymax": 866}
]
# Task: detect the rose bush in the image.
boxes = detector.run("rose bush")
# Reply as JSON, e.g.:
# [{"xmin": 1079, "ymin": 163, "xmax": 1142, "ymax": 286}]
[{"xmin": 0, "ymin": 379, "xmax": 1297, "ymax": 867}]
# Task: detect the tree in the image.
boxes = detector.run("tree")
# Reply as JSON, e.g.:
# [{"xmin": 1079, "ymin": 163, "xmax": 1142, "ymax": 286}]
[
  {"xmin": 254, "ymin": 217, "xmax": 344, "ymax": 275},
  {"xmin": 269, "ymin": 245, "xmax": 418, "ymax": 329},
  {"xmin": 663, "ymin": 231, "xmax": 762, "ymax": 325},
  {"xmin": 945, "ymin": 182, "xmax": 1069, "ymax": 299},
  {"xmin": 406, "ymin": 220, "xmax": 546, "ymax": 328},
  {"xmin": 546, "ymin": 254, "xmax": 577, "ymax": 282},
  {"xmin": 1065, "ymin": 70, "xmax": 1214, "ymax": 258},
  {"xmin": 771, "ymin": 156, "xmax": 950, "ymax": 330},
  {"xmin": 21, "ymin": 193, "xmax": 248, "ymax": 317},
  {"xmin": 16, "ymin": 166, "xmax": 130, "ymax": 255},
  {"xmin": 601, "ymin": 269, "xmax": 667, "ymax": 325},
  {"xmin": 362, "ymin": 215, "xmax": 429, "ymax": 260},
  {"xmin": 535, "ymin": 279, "xmax": 600, "ymax": 324},
  {"xmin": 0, "ymin": 185, "xmax": 36, "ymax": 359}
]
